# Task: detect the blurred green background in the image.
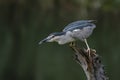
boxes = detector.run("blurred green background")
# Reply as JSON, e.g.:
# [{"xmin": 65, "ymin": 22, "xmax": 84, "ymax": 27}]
[{"xmin": 0, "ymin": 0, "xmax": 120, "ymax": 80}]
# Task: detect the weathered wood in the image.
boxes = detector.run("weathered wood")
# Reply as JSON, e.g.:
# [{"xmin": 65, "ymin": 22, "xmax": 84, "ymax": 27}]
[{"xmin": 70, "ymin": 45, "xmax": 108, "ymax": 80}]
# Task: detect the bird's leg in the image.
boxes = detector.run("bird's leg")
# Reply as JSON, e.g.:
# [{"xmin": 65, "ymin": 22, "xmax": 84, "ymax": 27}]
[
  {"xmin": 69, "ymin": 42, "xmax": 76, "ymax": 47},
  {"xmin": 84, "ymin": 39, "xmax": 91, "ymax": 56},
  {"xmin": 84, "ymin": 39, "xmax": 97, "ymax": 57}
]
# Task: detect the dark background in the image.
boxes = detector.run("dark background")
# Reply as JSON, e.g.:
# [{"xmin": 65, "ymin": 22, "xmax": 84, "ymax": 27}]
[{"xmin": 0, "ymin": 0, "xmax": 120, "ymax": 80}]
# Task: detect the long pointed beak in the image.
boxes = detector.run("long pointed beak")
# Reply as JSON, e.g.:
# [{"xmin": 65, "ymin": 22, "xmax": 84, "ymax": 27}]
[{"xmin": 39, "ymin": 38, "xmax": 48, "ymax": 45}]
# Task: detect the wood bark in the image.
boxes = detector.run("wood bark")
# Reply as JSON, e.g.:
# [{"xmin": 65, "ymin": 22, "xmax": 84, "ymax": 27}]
[{"xmin": 70, "ymin": 45, "xmax": 108, "ymax": 80}]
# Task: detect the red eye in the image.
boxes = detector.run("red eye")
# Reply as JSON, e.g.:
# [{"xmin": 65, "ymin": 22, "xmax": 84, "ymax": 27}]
[{"xmin": 48, "ymin": 35, "xmax": 55, "ymax": 39}]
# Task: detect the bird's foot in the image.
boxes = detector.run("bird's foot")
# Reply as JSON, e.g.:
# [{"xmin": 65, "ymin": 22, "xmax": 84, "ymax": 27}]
[
  {"xmin": 87, "ymin": 49, "xmax": 91, "ymax": 57},
  {"xmin": 69, "ymin": 42, "xmax": 76, "ymax": 47},
  {"xmin": 87, "ymin": 49, "xmax": 97, "ymax": 57}
]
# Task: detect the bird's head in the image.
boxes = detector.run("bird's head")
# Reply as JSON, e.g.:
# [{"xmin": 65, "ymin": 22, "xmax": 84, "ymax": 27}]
[{"xmin": 39, "ymin": 32, "xmax": 66, "ymax": 44}]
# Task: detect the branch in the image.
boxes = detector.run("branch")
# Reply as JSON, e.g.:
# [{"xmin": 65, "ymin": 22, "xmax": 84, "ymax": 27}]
[{"xmin": 70, "ymin": 45, "xmax": 108, "ymax": 80}]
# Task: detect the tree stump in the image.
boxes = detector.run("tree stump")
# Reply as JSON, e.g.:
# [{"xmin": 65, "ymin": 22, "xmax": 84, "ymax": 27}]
[{"xmin": 70, "ymin": 45, "xmax": 108, "ymax": 80}]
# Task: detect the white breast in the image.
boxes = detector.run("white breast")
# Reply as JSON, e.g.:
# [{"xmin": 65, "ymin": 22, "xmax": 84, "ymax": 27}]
[{"xmin": 58, "ymin": 31, "xmax": 75, "ymax": 44}]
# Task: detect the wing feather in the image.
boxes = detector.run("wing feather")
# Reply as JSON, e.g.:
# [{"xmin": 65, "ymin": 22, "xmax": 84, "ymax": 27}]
[{"xmin": 63, "ymin": 20, "xmax": 96, "ymax": 32}]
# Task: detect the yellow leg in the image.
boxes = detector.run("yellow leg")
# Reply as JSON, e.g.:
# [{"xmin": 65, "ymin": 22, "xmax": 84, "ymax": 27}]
[
  {"xmin": 84, "ymin": 39, "xmax": 90, "ymax": 56},
  {"xmin": 84, "ymin": 39, "xmax": 90, "ymax": 50}
]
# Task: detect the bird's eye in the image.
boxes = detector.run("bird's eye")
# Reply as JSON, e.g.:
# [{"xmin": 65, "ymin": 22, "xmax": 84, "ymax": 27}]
[
  {"xmin": 50, "ymin": 35, "xmax": 55, "ymax": 38},
  {"xmin": 48, "ymin": 35, "xmax": 55, "ymax": 39}
]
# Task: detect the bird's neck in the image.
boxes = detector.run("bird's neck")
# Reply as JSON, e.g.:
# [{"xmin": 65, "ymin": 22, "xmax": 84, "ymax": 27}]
[{"xmin": 58, "ymin": 31, "xmax": 75, "ymax": 44}]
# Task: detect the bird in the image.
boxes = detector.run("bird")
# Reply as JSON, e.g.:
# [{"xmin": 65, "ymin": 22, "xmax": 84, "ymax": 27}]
[{"xmin": 39, "ymin": 20, "xmax": 96, "ymax": 53}]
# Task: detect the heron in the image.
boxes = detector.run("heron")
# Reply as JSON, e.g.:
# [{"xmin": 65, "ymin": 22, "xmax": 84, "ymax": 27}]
[{"xmin": 39, "ymin": 20, "xmax": 96, "ymax": 54}]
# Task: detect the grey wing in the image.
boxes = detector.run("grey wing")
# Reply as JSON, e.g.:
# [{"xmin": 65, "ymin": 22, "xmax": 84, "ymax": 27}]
[
  {"xmin": 71, "ymin": 24, "xmax": 96, "ymax": 41},
  {"xmin": 63, "ymin": 20, "xmax": 96, "ymax": 32}
]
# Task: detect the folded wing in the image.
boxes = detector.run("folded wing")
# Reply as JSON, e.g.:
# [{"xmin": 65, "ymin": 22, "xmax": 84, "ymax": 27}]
[{"xmin": 63, "ymin": 20, "xmax": 96, "ymax": 32}]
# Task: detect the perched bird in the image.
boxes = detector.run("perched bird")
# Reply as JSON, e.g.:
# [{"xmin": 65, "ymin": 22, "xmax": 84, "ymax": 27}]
[{"xmin": 39, "ymin": 20, "xmax": 96, "ymax": 52}]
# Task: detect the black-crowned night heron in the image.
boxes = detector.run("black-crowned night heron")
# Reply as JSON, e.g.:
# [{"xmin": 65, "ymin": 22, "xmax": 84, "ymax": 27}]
[{"xmin": 39, "ymin": 20, "xmax": 96, "ymax": 53}]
